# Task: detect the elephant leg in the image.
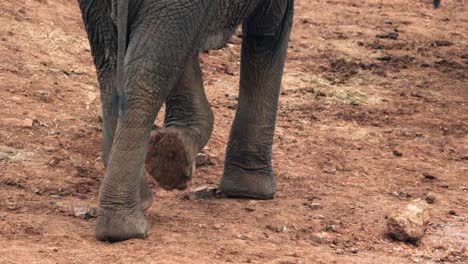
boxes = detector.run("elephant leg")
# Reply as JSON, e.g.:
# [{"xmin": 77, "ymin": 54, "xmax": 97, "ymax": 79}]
[
  {"xmin": 145, "ymin": 55, "xmax": 214, "ymax": 191},
  {"xmin": 220, "ymin": 0, "xmax": 294, "ymax": 199},
  {"xmin": 96, "ymin": 0, "xmax": 213, "ymax": 242},
  {"xmin": 78, "ymin": 0, "xmax": 154, "ymax": 212}
]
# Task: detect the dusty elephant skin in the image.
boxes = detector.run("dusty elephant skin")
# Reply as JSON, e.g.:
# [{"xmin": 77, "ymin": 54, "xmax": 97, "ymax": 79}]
[{"xmin": 78, "ymin": 0, "xmax": 294, "ymax": 242}]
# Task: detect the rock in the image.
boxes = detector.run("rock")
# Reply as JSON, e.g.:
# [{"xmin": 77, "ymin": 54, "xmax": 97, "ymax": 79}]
[
  {"xmin": 183, "ymin": 186, "xmax": 221, "ymax": 200},
  {"xmin": 266, "ymin": 224, "xmax": 287, "ymax": 233},
  {"xmin": 393, "ymin": 150, "xmax": 403, "ymax": 157},
  {"xmin": 310, "ymin": 232, "xmax": 334, "ymax": 244},
  {"xmin": 348, "ymin": 248, "xmax": 359, "ymax": 254},
  {"xmin": 439, "ymin": 182, "xmax": 449, "ymax": 188},
  {"xmin": 425, "ymin": 193, "xmax": 436, "ymax": 204},
  {"xmin": 335, "ymin": 248, "xmax": 345, "ymax": 254},
  {"xmin": 423, "ymin": 172, "xmax": 437, "ymax": 180},
  {"xmin": 387, "ymin": 199, "xmax": 430, "ymax": 241},
  {"xmin": 96, "ymin": 103, "xmax": 103, "ymax": 122},
  {"xmin": 307, "ymin": 203, "xmax": 323, "ymax": 210},
  {"xmin": 195, "ymin": 153, "xmax": 210, "ymax": 167},
  {"xmin": 448, "ymin": 210, "xmax": 457, "ymax": 216},
  {"xmin": 73, "ymin": 205, "xmax": 97, "ymax": 220},
  {"xmin": 3, "ymin": 118, "xmax": 37, "ymax": 128},
  {"xmin": 236, "ymin": 234, "xmax": 249, "ymax": 240},
  {"xmin": 431, "ymin": 40, "xmax": 453, "ymax": 47},
  {"xmin": 325, "ymin": 225, "xmax": 337, "ymax": 232},
  {"xmin": 376, "ymin": 32, "xmax": 399, "ymax": 40}
]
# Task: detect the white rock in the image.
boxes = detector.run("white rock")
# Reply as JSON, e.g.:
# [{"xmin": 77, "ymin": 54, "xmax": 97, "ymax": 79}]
[{"xmin": 387, "ymin": 199, "xmax": 430, "ymax": 241}]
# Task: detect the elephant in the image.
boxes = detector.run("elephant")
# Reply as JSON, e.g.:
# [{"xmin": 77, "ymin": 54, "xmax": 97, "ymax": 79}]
[{"xmin": 78, "ymin": 0, "xmax": 293, "ymax": 242}]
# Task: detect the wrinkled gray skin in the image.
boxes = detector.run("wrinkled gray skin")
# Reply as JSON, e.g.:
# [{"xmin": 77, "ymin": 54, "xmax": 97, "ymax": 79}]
[{"xmin": 78, "ymin": 0, "xmax": 293, "ymax": 242}]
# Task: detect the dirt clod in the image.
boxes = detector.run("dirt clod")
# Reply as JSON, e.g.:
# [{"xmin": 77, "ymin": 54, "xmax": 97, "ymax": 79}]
[{"xmin": 387, "ymin": 199, "xmax": 430, "ymax": 241}]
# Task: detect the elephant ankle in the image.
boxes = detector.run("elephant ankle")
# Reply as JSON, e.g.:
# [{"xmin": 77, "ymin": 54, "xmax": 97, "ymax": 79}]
[
  {"xmin": 96, "ymin": 208, "xmax": 149, "ymax": 242},
  {"xmin": 220, "ymin": 163, "xmax": 276, "ymax": 200}
]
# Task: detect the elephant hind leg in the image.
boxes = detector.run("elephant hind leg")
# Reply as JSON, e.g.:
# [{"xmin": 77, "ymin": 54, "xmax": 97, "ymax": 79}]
[
  {"xmin": 220, "ymin": 0, "xmax": 294, "ymax": 199},
  {"xmin": 145, "ymin": 56, "xmax": 214, "ymax": 191}
]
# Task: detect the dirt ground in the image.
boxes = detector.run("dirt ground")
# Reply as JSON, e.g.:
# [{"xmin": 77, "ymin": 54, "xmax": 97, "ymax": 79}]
[{"xmin": 0, "ymin": 0, "xmax": 467, "ymax": 263}]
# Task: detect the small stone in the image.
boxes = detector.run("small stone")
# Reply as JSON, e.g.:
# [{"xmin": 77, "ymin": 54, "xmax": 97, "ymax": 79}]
[
  {"xmin": 310, "ymin": 232, "xmax": 334, "ymax": 244},
  {"xmin": 349, "ymin": 248, "xmax": 359, "ymax": 254},
  {"xmin": 376, "ymin": 32, "xmax": 399, "ymax": 40},
  {"xmin": 448, "ymin": 210, "xmax": 457, "ymax": 216},
  {"xmin": 423, "ymin": 173, "xmax": 437, "ymax": 180},
  {"xmin": 236, "ymin": 234, "xmax": 249, "ymax": 240},
  {"xmin": 393, "ymin": 150, "xmax": 403, "ymax": 157},
  {"xmin": 307, "ymin": 203, "xmax": 323, "ymax": 210},
  {"xmin": 96, "ymin": 103, "xmax": 103, "ymax": 122},
  {"xmin": 325, "ymin": 225, "xmax": 337, "ymax": 232},
  {"xmin": 195, "ymin": 153, "xmax": 210, "ymax": 167},
  {"xmin": 73, "ymin": 205, "xmax": 97, "ymax": 220},
  {"xmin": 425, "ymin": 193, "xmax": 436, "ymax": 204},
  {"xmin": 384, "ymin": 19, "xmax": 393, "ymax": 24},
  {"xmin": 214, "ymin": 224, "xmax": 223, "ymax": 229},
  {"xmin": 335, "ymin": 248, "xmax": 345, "ymax": 255},
  {"xmin": 439, "ymin": 182, "xmax": 449, "ymax": 188},
  {"xmin": 48, "ymin": 157, "xmax": 61, "ymax": 167},
  {"xmin": 183, "ymin": 186, "xmax": 219, "ymax": 200},
  {"xmin": 387, "ymin": 199, "xmax": 430, "ymax": 241}
]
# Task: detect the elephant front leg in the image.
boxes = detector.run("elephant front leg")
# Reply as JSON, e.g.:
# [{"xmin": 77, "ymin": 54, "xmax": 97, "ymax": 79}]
[
  {"xmin": 96, "ymin": 0, "xmax": 214, "ymax": 241},
  {"xmin": 145, "ymin": 56, "xmax": 214, "ymax": 190},
  {"xmin": 78, "ymin": 0, "xmax": 155, "ymax": 214},
  {"xmin": 220, "ymin": 0, "xmax": 294, "ymax": 199}
]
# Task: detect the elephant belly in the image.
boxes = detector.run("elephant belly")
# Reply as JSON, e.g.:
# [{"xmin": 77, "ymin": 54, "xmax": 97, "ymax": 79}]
[{"xmin": 199, "ymin": 0, "xmax": 260, "ymax": 51}]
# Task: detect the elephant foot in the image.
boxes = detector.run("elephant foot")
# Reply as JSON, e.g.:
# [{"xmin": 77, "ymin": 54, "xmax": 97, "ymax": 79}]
[
  {"xmin": 145, "ymin": 127, "xmax": 197, "ymax": 191},
  {"xmin": 220, "ymin": 166, "xmax": 276, "ymax": 200},
  {"xmin": 140, "ymin": 175, "xmax": 154, "ymax": 211},
  {"xmin": 96, "ymin": 208, "xmax": 149, "ymax": 242}
]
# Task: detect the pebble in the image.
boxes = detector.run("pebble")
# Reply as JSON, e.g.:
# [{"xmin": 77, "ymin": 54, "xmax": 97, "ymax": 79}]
[
  {"xmin": 425, "ymin": 193, "xmax": 436, "ymax": 204},
  {"xmin": 393, "ymin": 150, "xmax": 403, "ymax": 157},
  {"xmin": 73, "ymin": 205, "xmax": 97, "ymax": 220},
  {"xmin": 195, "ymin": 153, "xmax": 210, "ymax": 167},
  {"xmin": 387, "ymin": 199, "xmax": 430, "ymax": 241},
  {"xmin": 376, "ymin": 32, "xmax": 399, "ymax": 40},
  {"xmin": 307, "ymin": 203, "xmax": 323, "ymax": 210},
  {"xmin": 310, "ymin": 232, "xmax": 334, "ymax": 244},
  {"xmin": 439, "ymin": 182, "xmax": 449, "ymax": 188},
  {"xmin": 423, "ymin": 173, "xmax": 437, "ymax": 180},
  {"xmin": 335, "ymin": 248, "xmax": 345, "ymax": 255},
  {"xmin": 325, "ymin": 225, "xmax": 337, "ymax": 232},
  {"xmin": 183, "ymin": 186, "xmax": 220, "ymax": 200},
  {"xmin": 448, "ymin": 210, "xmax": 457, "ymax": 216}
]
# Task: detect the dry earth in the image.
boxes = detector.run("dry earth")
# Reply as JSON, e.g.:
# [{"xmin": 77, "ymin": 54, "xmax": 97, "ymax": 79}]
[{"xmin": 0, "ymin": 0, "xmax": 467, "ymax": 263}]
